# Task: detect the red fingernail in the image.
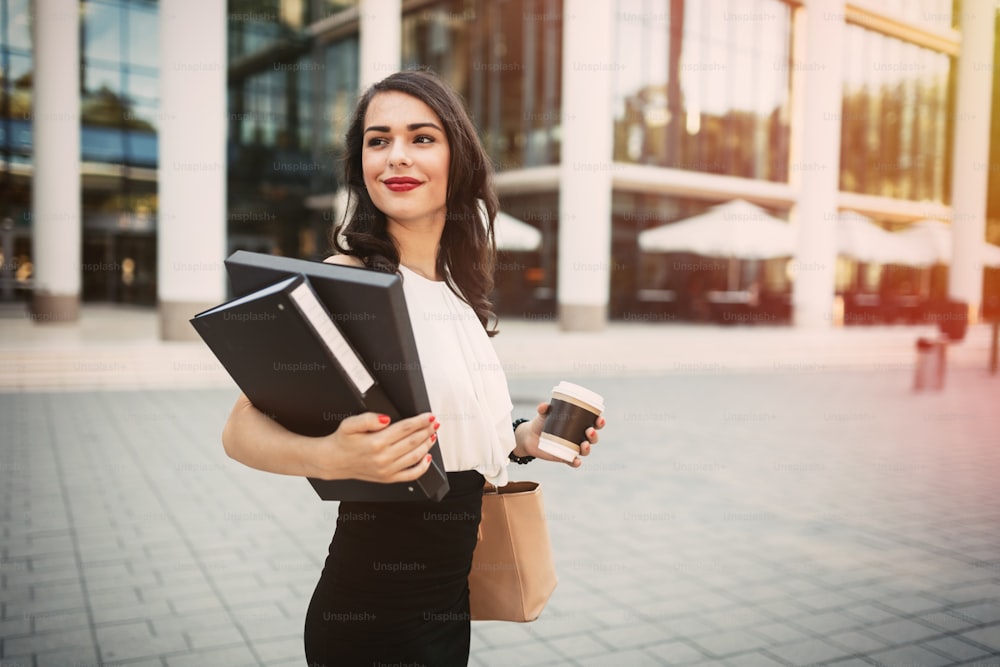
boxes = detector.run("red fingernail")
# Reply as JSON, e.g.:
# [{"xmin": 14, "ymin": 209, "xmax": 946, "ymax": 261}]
[
  {"xmin": 428, "ymin": 414, "xmax": 436, "ymax": 423},
  {"xmin": 430, "ymin": 433, "xmax": 437, "ymax": 443},
  {"xmin": 433, "ymin": 422, "xmax": 440, "ymax": 431},
  {"xmin": 425, "ymin": 454, "xmax": 432, "ymax": 463},
  {"xmin": 378, "ymin": 414, "xmax": 390, "ymax": 424}
]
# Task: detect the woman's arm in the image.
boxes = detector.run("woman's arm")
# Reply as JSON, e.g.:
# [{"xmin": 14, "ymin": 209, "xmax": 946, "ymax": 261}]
[
  {"xmin": 222, "ymin": 253, "xmax": 437, "ymax": 482},
  {"xmin": 221, "ymin": 392, "xmax": 439, "ymax": 483},
  {"xmin": 512, "ymin": 402, "xmax": 604, "ymax": 468}
]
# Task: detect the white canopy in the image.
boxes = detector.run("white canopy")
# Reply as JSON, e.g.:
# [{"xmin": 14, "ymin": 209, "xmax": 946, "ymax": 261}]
[
  {"xmin": 892, "ymin": 219, "xmax": 1000, "ymax": 268},
  {"xmin": 894, "ymin": 219, "xmax": 953, "ymax": 266},
  {"xmin": 478, "ymin": 201, "xmax": 542, "ymax": 252},
  {"xmin": 985, "ymin": 242, "xmax": 1000, "ymax": 268},
  {"xmin": 637, "ymin": 199, "xmax": 796, "ymax": 259},
  {"xmin": 494, "ymin": 210, "xmax": 542, "ymax": 252},
  {"xmin": 836, "ymin": 211, "xmax": 927, "ymax": 265}
]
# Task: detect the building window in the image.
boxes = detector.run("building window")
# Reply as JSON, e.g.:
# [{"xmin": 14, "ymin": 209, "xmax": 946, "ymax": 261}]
[
  {"xmin": 81, "ymin": 0, "xmax": 159, "ymax": 157},
  {"xmin": 613, "ymin": 0, "xmax": 793, "ymax": 182},
  {"xmin": 0, "ymin": 0, "xmax": 32, "ymax": 161},
  {"xmin": 0, "ymin": 0, "xmax": 33, "ymax": 298},
  {"xmin": 402, "ymin": 0, "xmax": 562, "ymax": 171},
  {"xmin": 227, "ymin": 17, "xmax": 357, "ymax": 259},
  {"xmin": 324, "ymin": 36, "xmax": 359, "ymax": 157},
  {"xmin": 851, "ymin": 0, "xmax": 954, "ymax": 29},
  {"xmin": 838, "ymin": 23, "xmax": 953, "ymax": 203}
]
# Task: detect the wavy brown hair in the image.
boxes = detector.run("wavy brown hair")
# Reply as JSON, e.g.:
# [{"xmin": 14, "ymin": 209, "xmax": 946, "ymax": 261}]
[{"xmin": 332, "ymin": 70, "xmax": 499, "ymax": 336}]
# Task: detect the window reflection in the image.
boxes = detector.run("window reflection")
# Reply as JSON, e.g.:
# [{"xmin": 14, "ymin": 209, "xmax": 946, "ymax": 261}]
[
  {"xmin": 323, "ymin": 37, "xmax": 359, "ymax": 155},
  {"xmin": 613, "ymin": 0, "xmax": 792, "ymax": 181},
  {"xmin": 227, "ymin": 18, "xmax": 355, "ymax": 258},
  {"xmin": 228, "ymin": 0, "xmax": 353, "ymax": 60},
  {"xmin": 402, "ymin": 0, "xmax": 563, "ymax": 171},
  {"xmin": 839, "ymin": 24, "xmax": 952, "ymax": 203},
  {"xmin": 81, "ymin": 0, "xmax": 159, "ymax": 139},
  {"xmin": 851, "ymin": 0, "xmax": 954, "ymax": 29},
  {"xmin": 83, "ymin": 1, "xmax": 123, "ymax": 64},
  {"xmin": 3, "ymin": 0, "xmax": 29, "ymax": 51}
]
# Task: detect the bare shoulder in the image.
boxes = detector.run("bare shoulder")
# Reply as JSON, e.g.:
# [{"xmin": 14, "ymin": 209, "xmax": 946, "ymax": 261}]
[{"xmin": 323, "ymin": 254, "xmax": 365, "ymax": 268}]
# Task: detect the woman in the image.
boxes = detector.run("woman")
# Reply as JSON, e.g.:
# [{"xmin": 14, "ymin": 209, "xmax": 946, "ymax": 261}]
[{"xmin": 221, "ymin": 69, "xmax": 604, "ymax": 666}]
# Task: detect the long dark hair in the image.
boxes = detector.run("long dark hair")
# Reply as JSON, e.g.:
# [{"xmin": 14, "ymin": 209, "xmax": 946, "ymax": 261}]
[{"xmin": 332, "ymin": 69, "xmax": 500, "ymax": 337}]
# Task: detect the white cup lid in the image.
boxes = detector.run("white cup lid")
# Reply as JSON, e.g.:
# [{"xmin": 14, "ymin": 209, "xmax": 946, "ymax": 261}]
[{"xmin": 552, "ymin": 381, "xmax": 604, "ymax": 413}]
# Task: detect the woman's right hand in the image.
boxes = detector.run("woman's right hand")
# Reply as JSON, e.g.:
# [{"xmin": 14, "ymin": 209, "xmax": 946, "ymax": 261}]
[{"xmin": 310, "ymin": 412, "xmax": 439, "ymax": 484}]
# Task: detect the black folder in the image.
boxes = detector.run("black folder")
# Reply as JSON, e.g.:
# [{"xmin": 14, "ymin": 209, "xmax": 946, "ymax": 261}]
[{"xmin": 192, "ymin": 254, "xmax": 449, "ymax": 502}]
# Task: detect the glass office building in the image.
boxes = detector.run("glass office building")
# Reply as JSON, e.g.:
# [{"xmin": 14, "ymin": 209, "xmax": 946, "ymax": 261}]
[
  {"xmin": 3, "ymin": 0, "xmax": 998, "ymax": 331},
  {"xmin": 1, "ymin": 0, "xmax": 159, "ymax": 304}
]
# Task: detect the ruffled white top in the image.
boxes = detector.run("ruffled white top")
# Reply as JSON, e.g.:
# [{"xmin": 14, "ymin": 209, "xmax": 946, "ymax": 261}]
[{"xmin": 398, "ymin": 264, "xmax": 514, "ymax": 486}]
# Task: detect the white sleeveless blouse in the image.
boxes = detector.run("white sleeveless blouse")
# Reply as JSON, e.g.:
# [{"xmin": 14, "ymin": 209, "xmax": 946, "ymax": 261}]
[{"xmin": 398, "ymin": 264, "xmax": 514, "ymax": 486}]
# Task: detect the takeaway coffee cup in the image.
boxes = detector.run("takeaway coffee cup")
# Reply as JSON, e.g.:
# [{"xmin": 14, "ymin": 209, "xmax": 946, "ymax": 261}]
[{"xmin": 537, "ymin": 381, "xmax": 604, "ymax": 462}]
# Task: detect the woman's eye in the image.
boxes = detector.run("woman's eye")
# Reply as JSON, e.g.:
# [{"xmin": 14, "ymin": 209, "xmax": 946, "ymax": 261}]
[
  {"xmin": 414, "ymin": 135, "xmax": 435, "ymax": 144},
  {"xmin": 367, "ymin": 137, "xmax": 388, "ymax": 147}
]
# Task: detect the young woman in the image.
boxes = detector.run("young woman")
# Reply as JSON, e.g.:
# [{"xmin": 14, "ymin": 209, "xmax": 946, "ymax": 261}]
[{"xmin": 221, "ymin": 69, "xmax": 604, "ymax": 666}]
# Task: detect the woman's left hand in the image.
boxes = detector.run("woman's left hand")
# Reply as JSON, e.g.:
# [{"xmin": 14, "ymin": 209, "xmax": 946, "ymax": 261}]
[{"xmin": 513, "ymin": 402, "xmax": 605, "ymax": 468}]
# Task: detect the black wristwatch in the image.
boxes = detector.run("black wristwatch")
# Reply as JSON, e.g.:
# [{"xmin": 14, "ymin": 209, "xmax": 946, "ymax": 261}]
[{"xmin": 509, "ymin": 418, "xmax": 535, "ymax": 464}]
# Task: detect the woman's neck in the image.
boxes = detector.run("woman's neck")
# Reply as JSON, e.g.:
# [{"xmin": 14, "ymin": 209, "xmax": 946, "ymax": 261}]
[{"xmin": 389, "ymin": 218, "xmax": 444, "ymax": 281}]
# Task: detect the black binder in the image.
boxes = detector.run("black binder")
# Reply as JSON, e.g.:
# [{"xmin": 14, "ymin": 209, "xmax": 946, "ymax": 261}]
[{"xmin": 191, "ymin": 266, "xmax": 448, "ymax": 502}]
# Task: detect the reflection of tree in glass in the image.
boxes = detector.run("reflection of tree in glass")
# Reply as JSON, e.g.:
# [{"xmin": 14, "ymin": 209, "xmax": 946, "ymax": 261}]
[
  {"xmin": 81, "ymin": 85, "xmax": 154, "ymax": 131},
  {"xmin": 0, "ymin": 70, "xmax": 33, "ymax": 119},
  {"xmin": 838, "ymin": 26, "xmax": 951, "ymax": 204}
]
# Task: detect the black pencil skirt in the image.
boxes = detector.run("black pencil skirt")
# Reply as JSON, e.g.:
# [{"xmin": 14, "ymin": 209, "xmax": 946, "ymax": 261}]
[{"xmin": 304, "ymin": 470, "xmax": 485, "ymax": 667}]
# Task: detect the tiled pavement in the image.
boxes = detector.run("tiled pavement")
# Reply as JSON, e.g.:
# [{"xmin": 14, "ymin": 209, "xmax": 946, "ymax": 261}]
[{"xmin": 1, "ymin": 306, "xmax": 999, "ymax": 666}]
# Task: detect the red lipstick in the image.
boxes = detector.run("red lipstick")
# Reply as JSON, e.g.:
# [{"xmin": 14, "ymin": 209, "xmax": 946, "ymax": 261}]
[{"xmin": 383, "ymin": 177, "xmax": 422, "ymax": 192}]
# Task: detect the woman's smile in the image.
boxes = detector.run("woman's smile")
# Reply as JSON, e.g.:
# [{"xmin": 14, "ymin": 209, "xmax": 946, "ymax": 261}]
[{"xmin": 382, "ymin": 176, "xmax": 424, "ymax": 192}]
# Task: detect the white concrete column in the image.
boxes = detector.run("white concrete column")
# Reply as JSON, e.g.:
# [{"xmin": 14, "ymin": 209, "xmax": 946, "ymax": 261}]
[
  {"xmin": 557, "ymin": 0, "xmax": 615, "ymax": 331},
  {"xmin": 948, "ymin": 0, "xmax": 995, "ymax": 319},
  {"xmin": 790, "ymin": 0, "xmax": 845, "ymax": 328},
  {"xmin": 359, "ymin": 0, "xmax": 401, "ymax": 89},
  {"xmin": 157, "ymin": 0, "xmax": 227, "ymax": 340},
  {"xmin": 31, "ymin": 0, "xmax": 80, "ymax": 323}
]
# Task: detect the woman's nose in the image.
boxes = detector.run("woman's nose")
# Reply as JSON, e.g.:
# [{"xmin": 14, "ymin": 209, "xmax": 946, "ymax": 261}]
[{"xmin": 388, "ymin": 141, "xmax": 411, "ymax": 167}]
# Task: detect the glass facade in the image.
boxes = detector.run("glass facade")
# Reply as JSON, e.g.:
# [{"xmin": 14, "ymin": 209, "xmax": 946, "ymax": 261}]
[
  {"xmin": 615, "ymin": 192, "xmax": 791, "ymax": 322},
  {"xmin": 80, "ymin": 0, "xmax": 160, "ymax": 304},
  {"xmin": 0, "ymin": 0, "xmax": 30, "ymax": 166},
  {"xmin": 2, "ymin": 0, "xmax": 992, "ymax": 319},
  {"xmin": 229, "ymin": 0, "xmax": 356, "ymax": 61},
  {"xmin": 838, "ymin": 23, "xmax": 953, "ymax": 203},
  {"xmin": 853, "ymin": 0, "xmax": 954, "ymax": 28},
  {"xmin": 0, "ymin": 0, "xmax": 31, "ymax": 297},
  {"xmin": 612, "ymin": 0, "xmax": 793, "ymax": 182},
  {"xmin": 402, "ymin": 0, "xmax": 563, "ymax": 171},
  {"xmin": 227, "ymin": 0, "xmax": 358, "ymax": 261}
]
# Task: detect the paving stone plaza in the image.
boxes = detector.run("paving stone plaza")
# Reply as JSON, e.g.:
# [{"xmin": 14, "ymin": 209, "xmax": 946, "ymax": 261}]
[{"xmin": 1, "ymin": 308, "xmax": 999, "ymax": 666}]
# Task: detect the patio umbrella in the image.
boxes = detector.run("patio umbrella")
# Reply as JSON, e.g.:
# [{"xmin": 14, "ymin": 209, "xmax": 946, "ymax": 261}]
[
  {"xmin": 985, "ymin": 243, "xmax": 1000, "ymax": 268},
  {"xmin": 891, "ymin": 219, "xmax": 1000, "ymax": 272},
  {"xmin": 478, "ymin": 201, "xmax": 542, "ymax": 252},
  {"xmin": 494, "ymin": 210, "xmax": 542, "ymax": 252},
  {"xmin": 638, "ymin": 199, "xmax": 795, "ymax": 290},
  {"xmin": 895, "ymin": 219, "xmax": 952, "ymax": 266},
  {"xmin": 637, "ymin": 199, "xmax": 796, "ymax": 260},
  {"xmin": 836, "ymin": 211, "xmax": 926, "ymax": 265}
]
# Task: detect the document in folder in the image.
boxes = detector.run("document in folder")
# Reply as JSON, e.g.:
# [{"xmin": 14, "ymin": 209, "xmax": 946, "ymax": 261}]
[{"xmin": 193, "ymin": 255, "xmax": 449, "ymax": 502}]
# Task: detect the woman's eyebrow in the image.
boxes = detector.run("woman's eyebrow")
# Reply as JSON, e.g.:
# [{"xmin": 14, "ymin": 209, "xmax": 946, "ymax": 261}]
[{"xmin": 363, "ymin": 122, "xmax": 444, "ymax": 134}]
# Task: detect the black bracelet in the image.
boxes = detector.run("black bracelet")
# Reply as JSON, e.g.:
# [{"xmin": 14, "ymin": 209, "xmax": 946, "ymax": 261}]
[{"xmin": 509, "ymin": 418, "xmax": 535, "ymax": 464}]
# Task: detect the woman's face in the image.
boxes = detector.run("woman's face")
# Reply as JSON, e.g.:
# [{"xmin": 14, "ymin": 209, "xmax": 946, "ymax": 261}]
[{"xmin": 361, "ymin": 90, "xmax": 451, "ymax": 229}]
